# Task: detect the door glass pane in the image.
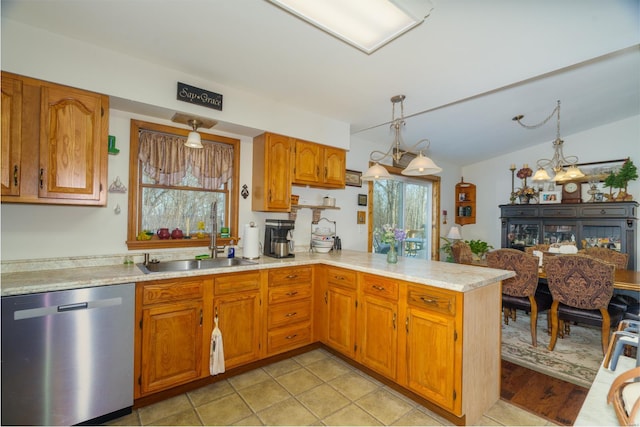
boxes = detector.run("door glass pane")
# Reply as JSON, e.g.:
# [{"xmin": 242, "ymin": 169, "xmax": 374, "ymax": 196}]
[
  {"xmin": 582, "ymin": 225, "xmax": 622, "ymax": 250},
  {"xmin": 543, "ymin": 223, "xmax": 577, "ymax": 245},
  {"xmin": 507, "ymin": 223, "xmax": 539, "ymax": 250}
]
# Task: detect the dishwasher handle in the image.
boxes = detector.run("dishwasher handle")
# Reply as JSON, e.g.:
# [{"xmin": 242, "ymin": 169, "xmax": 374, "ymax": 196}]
[{"xmin": 57, "ymin": 302, "xmax": 89, "ymax": 312}]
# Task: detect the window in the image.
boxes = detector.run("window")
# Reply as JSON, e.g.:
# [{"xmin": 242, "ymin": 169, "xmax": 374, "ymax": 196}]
[
  {"xmin": 126, "ymin": 120, "xmax": 240, "ymax": 249},
  {"xmin": 368, "ymin": 164, "xmax": 441, "ymax": 260}
]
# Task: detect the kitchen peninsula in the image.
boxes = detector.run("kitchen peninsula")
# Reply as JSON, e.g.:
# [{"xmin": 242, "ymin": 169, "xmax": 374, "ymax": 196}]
[{"xmin": 1, "ymin": 250, "xmax": 514, "ymax": 425}]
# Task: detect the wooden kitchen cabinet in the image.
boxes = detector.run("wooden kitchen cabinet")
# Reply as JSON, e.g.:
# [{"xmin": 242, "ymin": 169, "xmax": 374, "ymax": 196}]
[
  {"xmin": 136, "ymin": 278, "xmax": 208, "ymax": 397},
  {"xmin": 252, "ymin": 132, "xmax": 292, "ymax": 212},
  {"xmin": 405, "ymin": 284, "xmax": 462, "ymax": 414},
  {"xmin": 266, "ymin": 266, "xmax": 313, "ymax": 355},
  {"xmin": 214, "ymin": 272, "xmax": 262, "ymax": 369},
  {"xmin": 292, "ymin": 139, "xmax": 346, "ymax": 188},
  {"xmin": 324, "ymin": 266, "xmax": 358, "ymax": 358},
  {"xmin": 358, "ymin": 274, "xmax": 398, "ymax": 380},
  {"xmin": 0, "ymin": 71, "xmax": 109, "ymax": 205}
]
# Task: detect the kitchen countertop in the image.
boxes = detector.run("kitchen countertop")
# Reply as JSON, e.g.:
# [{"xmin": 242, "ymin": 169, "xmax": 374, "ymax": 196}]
[{"xmin": 1, "ymin": 250, "xmax": 514, "ymax": 296}]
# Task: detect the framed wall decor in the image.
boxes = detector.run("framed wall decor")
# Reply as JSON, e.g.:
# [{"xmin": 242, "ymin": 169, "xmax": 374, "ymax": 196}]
[
  {"xmin": 358, "ymin": 194, "xmax": 367, "ymax": 206},
  {"xmin": 539, "ymin": 191, "xmax": 561, "ymax": 204},
  {"xmin": 357, "ymin": 211, "xmax": 366, "ymax": 224},
  {"xmin": 345, "ymin": 169, "xmax": 362, "ymax": 187}
]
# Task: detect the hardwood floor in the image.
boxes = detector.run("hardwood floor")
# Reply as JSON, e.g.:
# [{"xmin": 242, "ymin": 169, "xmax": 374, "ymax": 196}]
[{"xmin": 501, "ymin": 360, "xmax": 589, "ymax": 426}]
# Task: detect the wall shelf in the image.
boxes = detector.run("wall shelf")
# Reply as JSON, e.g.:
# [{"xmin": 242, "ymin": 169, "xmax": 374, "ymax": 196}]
[
  {"xmin": 289, "ymin": 204, "xmax": 340, "ymax": 222},
  {"xmin": 455, "ymin": 179, "xmax": 476, "ymax": 226}
]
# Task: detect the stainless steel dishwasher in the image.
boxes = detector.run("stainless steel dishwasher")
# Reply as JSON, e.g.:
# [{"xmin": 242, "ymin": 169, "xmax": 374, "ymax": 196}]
[{"xmin": 1, "ymin": 283, "xmax": 135, "ymax": 426}]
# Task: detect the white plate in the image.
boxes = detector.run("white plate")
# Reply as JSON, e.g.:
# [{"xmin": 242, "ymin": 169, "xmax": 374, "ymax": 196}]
[{"xmin": 313, "ymin": 246, "xmax": 332, "ymax": 253}]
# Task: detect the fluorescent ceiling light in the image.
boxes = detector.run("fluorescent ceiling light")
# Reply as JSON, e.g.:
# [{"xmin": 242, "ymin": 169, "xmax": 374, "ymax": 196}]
[{"xmin": 269, "ymin": 0, "xmax": 433, "ymax": 54}]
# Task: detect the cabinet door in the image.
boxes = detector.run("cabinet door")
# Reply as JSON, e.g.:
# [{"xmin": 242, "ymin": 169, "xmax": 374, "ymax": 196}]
[
  {"xmin": 359, "ymin": 295, "xmax": 397, "ymax": 379},
  {"xmin": 215, "ymin": 291, "xmax": 261, "ymax": 369},
  {"xmin": 293, "ymin": 139, "xmax": 321, "ymax": 185},
  {"xmin": 323, "ymin": 147, "xmax": 345, "ymax": 187},
  {"xmin": 406, "ymin": 307, "xmax": 457, "ymax": 411},
  {"xmin": 1, "ymin": 76, "xmax": 22, "ymax": 196},
  {"xmin": 39, "ymin": 83, "xmax": 107, "ymax": 202},
  {"xmin": 326, "ymin": 284, "xmax": 357, "ymax": 358},
  {"xmin": 140, "ymin": 300, "xmax": 203, "ymax": 394}
]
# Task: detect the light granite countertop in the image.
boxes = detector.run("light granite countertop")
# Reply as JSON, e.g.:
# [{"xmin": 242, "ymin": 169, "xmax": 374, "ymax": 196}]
[{"xmin": 1, "ymin": 250, "xmax": 514, "ymax": 297}]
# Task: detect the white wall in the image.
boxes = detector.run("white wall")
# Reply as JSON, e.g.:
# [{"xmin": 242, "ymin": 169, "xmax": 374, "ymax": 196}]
[{"xmin": 460, "ymin": 115, "xmax": 640, "ymax": 267}]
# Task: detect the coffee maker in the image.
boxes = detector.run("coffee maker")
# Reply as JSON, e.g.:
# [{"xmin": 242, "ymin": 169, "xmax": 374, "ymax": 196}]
[{"xmin": 264, "ymin": 219, "xmax": 295, "ymax": 258}]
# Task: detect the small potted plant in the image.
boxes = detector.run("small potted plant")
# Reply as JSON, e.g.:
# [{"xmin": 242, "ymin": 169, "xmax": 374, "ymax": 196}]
[{"xmin": 466, "ymin": 239, "xmax": 494, "ymax": 261}]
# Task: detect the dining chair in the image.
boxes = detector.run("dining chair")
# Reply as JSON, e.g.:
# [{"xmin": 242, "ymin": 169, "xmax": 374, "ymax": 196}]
[
  {"xmin": 451, "ymin": 240, "xmax": 473, "ymax": 264},
  {"xmin": 581, "ymin": 246, "xmax": 629, "ymax": 270},
  {"xmin": 607, "ymin": 366, "xmax": 640, "ymax": 426},
  {"xmin": 604, "ymin": 319, "xmax": 639, "ymax": 371},
  {"xmin": 487, "ymin": 248, "xmax": 552, "ymax": 346},
  {"xmin": 545, "ymin": 254, "xmax": 625, "ymax": 354}
]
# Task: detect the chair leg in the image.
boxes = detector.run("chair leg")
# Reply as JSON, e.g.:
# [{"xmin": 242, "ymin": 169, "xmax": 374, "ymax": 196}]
[
  {"xmin": 600, "ymin": 307, "xmax": 611, "ymax": 355},
  {"xmin": 548, "ymin": 301, "xmax": 559, "ymax": 351},
  {"xmin": 503, "ymin": 307, "xmax": 511, "ymax": 325},
  {"xmin": 511, "ymin": 309, "xmax": 517, "ymax": 322},
  {"xmin": 528, "ymin": 296, "xmax": 538, "ymax": 347}
]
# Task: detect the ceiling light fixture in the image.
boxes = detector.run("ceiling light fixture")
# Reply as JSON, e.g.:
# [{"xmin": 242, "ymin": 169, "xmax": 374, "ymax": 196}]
[
  {"xmin": 362, "ymin": 95, "xmax": 442, "ymax": 181},
  {"xmin": 171, "ymin": 113, "xmax": 217, "ymax": 149},
  {"xmin": 512, "ymin": 100, "xmax": 584, "ymax": 183},
  {"xmin": 268, "ymin": 0, "xmax": 434, "ymax": 54}
]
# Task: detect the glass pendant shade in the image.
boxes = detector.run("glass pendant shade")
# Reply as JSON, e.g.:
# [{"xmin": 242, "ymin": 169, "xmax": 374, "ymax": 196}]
[
  {"xmin": 185, "ymin": 131, "xmax": 203, "ymax": 149},
  {"xmin": 362, "ymin": 162, "xmax": 392, "ymax": 181},
  {"xmin": 553, "ymin": 169, "xmax": 567, "ymax": 182},
  {"xmin": 565, "ymin": 165, "xmax": 585, "ymax": 179},
  {"xmin": 532, "ymin": 167, "xmax": 551, "ymax": 181},
  {"xmin": 401, "ymin": 152, "xmax": 442, "ymax": 176}
]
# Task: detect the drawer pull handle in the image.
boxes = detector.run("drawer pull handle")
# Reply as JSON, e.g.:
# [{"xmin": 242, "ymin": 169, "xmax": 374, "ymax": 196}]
[
  {"xmin": 285, "ymin": 334, "xmax": 298, "ymax": 340},
  {"xmin": 372, "ymin": 285, "xmax": 386, "ymax": 291},
  {"xmin": 334, "ymin": 275, "xmax": 345, "ymax": 280},
  {"xmin": 285, "ymin": 312, "xmax": 297, "ymax": 317},
  {"xmin": 420, "ymin": 297, "xmax": 437, "ymax": 305},
  {"xmin": 13, "ymin": 165, "xmax": 18, "ymax": 187},
  {"xmin": 39, "ymin": 168, "xmax": 44, "ymax": 189},
  {"xmin": 286, "ymin": 274, "xmax": 298, "ymax": 279},
  {"xmin": 286, "ymin": 291, "xmax": 298, "ymax": 296}
]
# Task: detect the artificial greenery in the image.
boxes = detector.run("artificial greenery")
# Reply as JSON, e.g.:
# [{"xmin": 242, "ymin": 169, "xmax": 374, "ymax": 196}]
[
  {"xmin": 604, "ymin": 159, "xmax": 638, "ymax": 200},
  {"xmin": 466, "ymin": 239, "xmax": 494, "ymax": 257},
  {"xmin": 440, "ymin": 237, "xmax": 455, "ymax": 262}
]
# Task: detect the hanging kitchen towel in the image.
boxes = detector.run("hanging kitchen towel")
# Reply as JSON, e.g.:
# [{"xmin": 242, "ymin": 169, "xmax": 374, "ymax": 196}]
[{"xmin": 210, "ymin": 315, "xmax": 225, "ymax": 375}]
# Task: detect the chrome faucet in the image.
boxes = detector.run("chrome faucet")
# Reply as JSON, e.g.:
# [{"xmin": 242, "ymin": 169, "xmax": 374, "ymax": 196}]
[{"xmin": 210, "ymin": 201, "xmax": 218, "ymax": 258}]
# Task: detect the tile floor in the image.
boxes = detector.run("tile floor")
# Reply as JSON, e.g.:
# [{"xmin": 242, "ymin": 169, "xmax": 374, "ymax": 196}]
[{"xmin": 106, "ymin": 348, "xmax": 556, "ymax": 426}]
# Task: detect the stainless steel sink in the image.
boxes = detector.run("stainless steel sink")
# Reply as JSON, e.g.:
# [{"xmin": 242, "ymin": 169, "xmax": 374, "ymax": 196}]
[{"xmin": 137, "ymin": 257, "xmax": 257, "ymax": 274}]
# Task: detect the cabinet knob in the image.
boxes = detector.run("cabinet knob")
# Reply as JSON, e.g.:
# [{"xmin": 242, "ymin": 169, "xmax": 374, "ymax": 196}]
[{"xmin": 601, "ymin": 209, "xmax": 606, "ymax": 215}]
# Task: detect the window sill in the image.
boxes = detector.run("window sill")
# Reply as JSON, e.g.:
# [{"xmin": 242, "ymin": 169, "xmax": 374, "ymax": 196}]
[{"xmin": 126, "ymin": 237, "xmax": 238, "ymax": 250}]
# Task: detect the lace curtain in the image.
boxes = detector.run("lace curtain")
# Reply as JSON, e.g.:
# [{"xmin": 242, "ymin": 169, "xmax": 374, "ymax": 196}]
[{"xmin": 138, "ymin": 129, "xmax": 233, "ymax": 190}]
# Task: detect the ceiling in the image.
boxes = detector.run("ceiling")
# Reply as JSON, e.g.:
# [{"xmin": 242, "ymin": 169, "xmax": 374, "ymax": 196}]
[{"xmin": 2, "ymin": 0, "xmax": 639, "ymax": 166}]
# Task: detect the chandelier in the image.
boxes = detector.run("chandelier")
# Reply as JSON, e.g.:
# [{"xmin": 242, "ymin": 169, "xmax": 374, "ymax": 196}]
[
  {"xmin": 361, "ymin": 95, "xmax": 442, "ymax": 181},
  {"xmin": 512, "ymin": 100, "xmax": 584, "ymax": 182}
]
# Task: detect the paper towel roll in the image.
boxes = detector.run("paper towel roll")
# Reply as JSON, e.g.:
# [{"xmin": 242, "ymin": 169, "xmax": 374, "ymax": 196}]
[{"xmin": 242, "ymin": 224, "xmax": 261, "ymax": 259}]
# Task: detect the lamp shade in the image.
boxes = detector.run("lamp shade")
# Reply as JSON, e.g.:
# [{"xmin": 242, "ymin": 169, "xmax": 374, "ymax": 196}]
[
  {"xmin": 565, "ymin": 165, "xmax": 585, "ymax": 179},
  {"xmin": 401, "ymin": 152, "xmax": 442, "ymax": 176},
  {"xmin": 552, "ymin": 169, "xmax": 567, "ymax": 182},
  {"xmin": 446, "ymin": 226, "xmax": 462, "ymax": 240},
  {"xmin": 185, "ymin": 131, "xmax": 203, "ymax": 148},
  {"xmin": 532, "ymin": 167, "xmax": 551, "ymax": 181},
  {"xmin": 361, "ymin": 162, "xmax": 391, "ymax": 181}
]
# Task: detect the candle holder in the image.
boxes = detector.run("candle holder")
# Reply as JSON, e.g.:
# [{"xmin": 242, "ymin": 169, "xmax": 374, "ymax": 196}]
[{"xmin": 510, "ymin": 164, "xmax": 516, "ymax": 204}]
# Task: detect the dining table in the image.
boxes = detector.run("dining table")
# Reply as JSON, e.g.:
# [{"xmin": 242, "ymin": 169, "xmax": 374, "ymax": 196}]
[{"xmin": 538, "ymin": 268, "xmax": 639, "ymax": 291}]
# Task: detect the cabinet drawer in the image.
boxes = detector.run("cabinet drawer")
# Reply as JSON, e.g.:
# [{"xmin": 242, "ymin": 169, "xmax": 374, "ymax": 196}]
[
  {"xmin": 362, "ymin": 274, "xmax": 398, "ymax": 301},
  {"xmin": 269, "ymin": 267, "xmax": 312, "ymax": 286},
  {"xmin": 214, "ymin": 272, "xmax": 260, "ymax": 295},
  {"xmin": 268, "ymin": 283, "xmax": 311, "ymax": 304},
  {"xmin": 267, "ymin": 322, "xmax": 312, "ymax": 354},
  {"xmin": 540, "ymin": 206, "xmax": 577, "ymax": 217},
  {"xmin": 267, "ymin": 299, "xmax": 311, "ymax": 329},
  {"xmin": 580, "ymin": 205, "xmax": 632, "ymax": 218},
  {"xmin": 407, "ymin": 285, "xmax": 456, "ymax": 316},
  {"xmin": 142, "ymin": 279, "xmax": 203, "ymax": 305},
  {"xmin": 326, "ymin": 266, "xmax": 357, "ymax": 289},
  {"xmin": 501, "ymin": 206, "xmax": 539, "ymax": 217}
]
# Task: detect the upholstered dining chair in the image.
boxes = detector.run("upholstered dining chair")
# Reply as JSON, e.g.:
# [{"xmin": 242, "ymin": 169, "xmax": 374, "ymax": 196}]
[
  {"xmin": 581, "ymin": 246, "xmax": 629, "ymax": 270},
  {"xmin": 451, "ymin": 240, "xmax": 473, "ymax": 264},
  {"xmin": 487, "ymin": 248, "xmax": 552, "ymax": 346},
  {"xmin": 545, "ymin": 254, "xmax": 625, "ymax": 354}
]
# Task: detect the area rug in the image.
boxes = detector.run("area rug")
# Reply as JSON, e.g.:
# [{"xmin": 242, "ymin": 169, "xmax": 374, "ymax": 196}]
[{"xmin": 501, "ymin": 313, "xmax": 602, "ymax": 388}]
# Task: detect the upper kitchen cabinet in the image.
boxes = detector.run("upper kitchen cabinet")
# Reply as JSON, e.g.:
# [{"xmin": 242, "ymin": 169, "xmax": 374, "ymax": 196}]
[
  {"xmin": 252, "ymin": 132, "xmax": 293, "ymax": 212},
  {"xmin": 292, "ymin": 139, "xmax": 345, "ymax": 188},
  {"xmin": 1, "ymin": 72, "xmax": 109, "ymax": 206}
]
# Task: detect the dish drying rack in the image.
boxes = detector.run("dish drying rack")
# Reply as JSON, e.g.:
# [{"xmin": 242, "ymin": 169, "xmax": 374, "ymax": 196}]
[{"xmin": 309, "ymin": 217, "xmax": 336, "ymax": 252}]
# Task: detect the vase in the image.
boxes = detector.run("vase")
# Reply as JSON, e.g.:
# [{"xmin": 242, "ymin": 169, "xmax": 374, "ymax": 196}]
[{"xmin": 387, "ymin": 245, "xmax": 398, "ymax": 264}]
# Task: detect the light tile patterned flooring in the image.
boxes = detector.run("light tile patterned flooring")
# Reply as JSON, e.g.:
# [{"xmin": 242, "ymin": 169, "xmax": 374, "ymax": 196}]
[{"xmin": 107, "ymin": 348, "xmax": 556, "ymax": 426}]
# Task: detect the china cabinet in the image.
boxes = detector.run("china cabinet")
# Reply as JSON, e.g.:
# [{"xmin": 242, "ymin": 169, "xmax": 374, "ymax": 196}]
[
  {"xmin": 500, "ymin": 202, "xmax": 637, "ymax": 269},
  {"xmin": 1, "ymin": 71, "xmax": 109, "ymax": 205}
]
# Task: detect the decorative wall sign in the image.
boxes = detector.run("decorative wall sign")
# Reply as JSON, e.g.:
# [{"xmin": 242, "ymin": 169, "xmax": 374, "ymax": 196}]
[
  {"xmin": 345, "ymin": 169, "xmax": 362, "ymax": 187},
  {"xmin": 177, "ymin": 82, "xmax": 223, "ymax": 111},
  {"xmin": 357, "ymin": 211, "xmax": 366, "ymax": 224},
  {"xmin": 358, "ymin": 194, "xmax": 367, "ymax": 206}
]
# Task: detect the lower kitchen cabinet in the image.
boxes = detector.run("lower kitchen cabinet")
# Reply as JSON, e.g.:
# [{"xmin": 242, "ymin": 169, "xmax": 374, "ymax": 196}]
[
  {"xmin": 324, "ymin": 266, "xmax": 358, "ymax": 358},
  {"xmin": 214, "ymin": 272, "xmax": 262, "ymax": 369},
  {"xmin": 405, "ymin": 285, "xmax": 462, "ymax": 415},
  {"xmin": 358, "ymin": 274, "xmax": 398, "ymax": 379},
  {"xmin": 136, "ymin": 278, "xmax": 208, "ymax": 397}
]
